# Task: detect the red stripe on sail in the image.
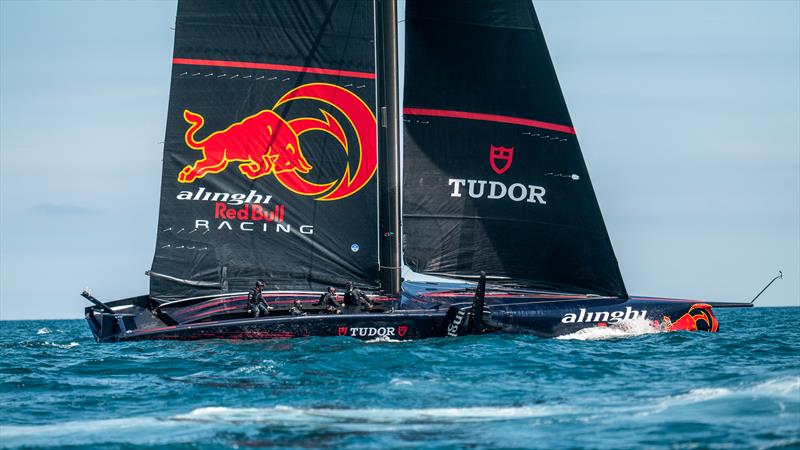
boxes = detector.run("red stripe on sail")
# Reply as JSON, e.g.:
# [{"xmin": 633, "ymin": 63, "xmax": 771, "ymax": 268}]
[
  {"xmin": 172, "ymin": 58, "xmax": 376, "ymax": 80},
  {"xmin": 403, "ymin": 107, "xmax": 576, "ymax": 135}
]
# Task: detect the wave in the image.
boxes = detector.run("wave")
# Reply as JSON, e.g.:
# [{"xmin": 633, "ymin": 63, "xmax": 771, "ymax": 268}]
[
  {"xmin": 639, "ymin": 376, "xmax": 800, "ymax": 416},
  {"xmin": 556, "ymin": 318, "xmax": 660, "ymax": 341},
  {"xmin": 15, "ymin": 340, "xmax": 80, "ymax": 349},
  {"xmin": 43, "ymin": 341, "xmax": 80, "ymax": 349},
  {"xmin": 2, "ymin": 378, "xmax": 795, "ymax": 447},
  {"xmin": 0, "ymin": 417, "xmax": 167, "ymax": 447},
  {"xmin": 365, "ymin": 335, "xmax": 408, "ymax": 344},
  {"xmin": 750, "ymin": 377, "xmax": 800, "ymax": 396},
  {"xmin": 231, "ymin": 362, "xmax": 277, "ymax": 375},
  {"xmin": 36, "ymin": 327, "xmax": 51, "ymax": 335},
  {"xmin": 389, "ymin": 377, "xmax": 413, "ymax": 387},
  {"xmin": 0, "ymin": 405, "xmax": 567, "ymax": 447},
  {"xmin": 173, "ymin": 404, "xmax": 568, "ymax": 424}
]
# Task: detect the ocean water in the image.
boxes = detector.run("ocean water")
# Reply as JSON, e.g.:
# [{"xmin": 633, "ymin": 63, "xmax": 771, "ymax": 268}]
[{"xmin": 1, "ymin": 308, "xmax": 798, "ymax": 449}]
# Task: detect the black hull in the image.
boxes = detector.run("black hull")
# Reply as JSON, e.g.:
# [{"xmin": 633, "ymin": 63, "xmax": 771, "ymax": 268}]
[
  {"xmin": 95, "ymin": 310, "xmax": 446, "ymax": 342},
  {"xmin": 84, "ymin": 282, "xmax": 741, "ymax": 342}
]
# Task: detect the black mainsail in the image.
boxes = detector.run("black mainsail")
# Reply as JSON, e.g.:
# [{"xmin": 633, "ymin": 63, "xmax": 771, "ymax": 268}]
[
  {"xmin": 402, "ymin": 0, "xmax": 627, "ymax": 298},
  {"xmin": 149, "ymin": 0, "xmax": 380, "ymax": 300}
]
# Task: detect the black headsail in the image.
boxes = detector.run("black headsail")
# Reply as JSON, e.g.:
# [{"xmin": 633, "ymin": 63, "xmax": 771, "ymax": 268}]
[
  {"xmin": 150, "ymin": 0, "xmax": 379, "ymax": 300},
  {"xmin": 402, "ymin": 0, "xmax": 627, "ymax": 298}
]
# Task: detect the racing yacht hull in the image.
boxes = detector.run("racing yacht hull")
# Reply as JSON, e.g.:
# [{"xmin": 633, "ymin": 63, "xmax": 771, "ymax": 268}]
[{"xmin": 83, "ymin": 282, "xmax": 737, "ymax": 342}]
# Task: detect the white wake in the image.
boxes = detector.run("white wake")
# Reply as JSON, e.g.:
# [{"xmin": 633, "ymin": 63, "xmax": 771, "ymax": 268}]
[{"xmin": 556, "ymin": 318, "xmax": 660, "ymax": 341}]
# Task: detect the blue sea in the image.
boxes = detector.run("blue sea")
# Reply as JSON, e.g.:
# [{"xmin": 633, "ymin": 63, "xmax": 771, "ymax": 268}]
[{"xmin": 1, "ymin": 308, "xmax": 798, "ymax": 449}]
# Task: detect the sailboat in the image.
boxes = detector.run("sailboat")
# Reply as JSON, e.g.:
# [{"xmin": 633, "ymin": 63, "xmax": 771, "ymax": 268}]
[{"xmin": 82, "ymin": 0, "xmax": 758, "ymax": 343}]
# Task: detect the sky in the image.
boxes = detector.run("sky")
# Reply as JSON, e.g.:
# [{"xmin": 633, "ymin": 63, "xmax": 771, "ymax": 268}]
[{"xmin": 0, "ymin": 0, "xmax": 798, "ymax": 320}]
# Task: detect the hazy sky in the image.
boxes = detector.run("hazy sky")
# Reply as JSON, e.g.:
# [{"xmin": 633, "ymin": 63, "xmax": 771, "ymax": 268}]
[{"xmin": 1, "ymin": 1, "xmax": 798, "ymax": 320}]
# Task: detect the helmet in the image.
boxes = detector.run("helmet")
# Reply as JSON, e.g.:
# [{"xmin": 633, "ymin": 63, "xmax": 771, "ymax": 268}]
[
  {"xmin": 346, "ymin": 281, "xmax": 353, "ymax": 289},
  {"xmin": 256, "ymin": 281, "xmax": 265, "ymax": 288},
  {"xmin": 327, "ymin": 286, "xmax": 336, "ymax": 293}
]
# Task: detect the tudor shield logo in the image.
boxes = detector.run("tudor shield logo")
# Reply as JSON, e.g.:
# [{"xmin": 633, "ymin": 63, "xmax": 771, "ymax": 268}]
[
  {"xmin": 489, "ymin": 145, "xmax": 513, "ymax": 175},
  {"xmin": 398, "ymin": 326, "xmax": 408, "ymax": 337},
  {"xmin": 337, "ymin": 326, "xmax": 349, "ymax": 336}
]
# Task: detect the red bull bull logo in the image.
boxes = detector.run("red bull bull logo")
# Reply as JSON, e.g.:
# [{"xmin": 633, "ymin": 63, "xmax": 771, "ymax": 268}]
[
  {"xmin": 665, "ymin": 303, "xmax": 719, "ymax": 332},
  {"xmin": 177, "ymin": 83, "xmax": 377, "ymax": 201}
]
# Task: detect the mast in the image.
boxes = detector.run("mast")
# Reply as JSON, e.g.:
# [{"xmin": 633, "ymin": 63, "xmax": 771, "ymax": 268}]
[{"xmin": 375, "ymin": 0, "xmax": 402, "ymax": 295}]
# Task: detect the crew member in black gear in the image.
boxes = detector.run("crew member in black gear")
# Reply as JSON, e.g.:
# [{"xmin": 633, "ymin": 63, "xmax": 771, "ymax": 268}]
[
  {"xmin": 289, "ymin": 299, "xmax": 306, "ymax": 316},
  {"xmin": 315, "ymin": 286, "xmax": 341, "ymax": 314},
  {"xmin": 343, "ymin": 281, "xmax": 373, "ymax": 312},
  {"xmin": 248, "ymin": 280, "xmax": 272, "ymax": 317}
]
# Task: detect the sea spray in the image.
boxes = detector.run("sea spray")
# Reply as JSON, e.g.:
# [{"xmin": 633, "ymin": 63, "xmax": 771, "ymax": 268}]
[{"xmin": 556, "ymin": 317, "xmax": 660, "ymax": 340}]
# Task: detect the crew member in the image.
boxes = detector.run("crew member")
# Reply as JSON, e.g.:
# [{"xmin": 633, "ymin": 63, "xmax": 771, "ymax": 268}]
[
  {"xmin": 343, "ymin": 281, "xmax": 373, "ymax": 312},
  {"xmin": 316, "ymin": 286, "xmax": 341, "ymax": 314},
  {"xmin": 289, "ymin": 299, "xmax": 306, "ymax": 316},
  {"xmin": 248, "ymin": 280, "xmax": 272, "ymax": 317}
]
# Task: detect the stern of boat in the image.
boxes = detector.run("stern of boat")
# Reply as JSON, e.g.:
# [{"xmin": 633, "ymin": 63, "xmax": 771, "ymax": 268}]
[{"xmin": 83, "ymin": 292, "xmax": 166, "ymax": 342}]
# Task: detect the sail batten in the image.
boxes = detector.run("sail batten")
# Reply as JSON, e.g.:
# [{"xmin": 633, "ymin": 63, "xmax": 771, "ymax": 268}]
[
  {"xmin": 402, "ymin": 0, "xmax": 627, "ymax": 298},
  {"xmin": 404, "ymin": 108, "xmax": 576, "ymax": 135},
  {"xmin": 172, "ymin": 58, "xmax": 377, "ymax": 79}
]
